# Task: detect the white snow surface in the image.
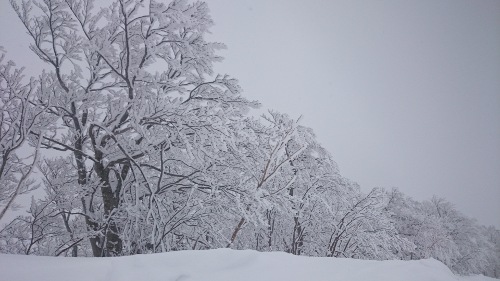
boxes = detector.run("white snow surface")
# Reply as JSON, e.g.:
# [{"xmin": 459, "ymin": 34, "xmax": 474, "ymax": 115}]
[{"xmin": 0, "ymin": 249, "xmax": 496, "ymax": 281}]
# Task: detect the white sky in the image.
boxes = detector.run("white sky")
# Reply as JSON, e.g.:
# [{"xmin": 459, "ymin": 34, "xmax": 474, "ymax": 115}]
[
  {"xmin": 203, "ymin": 0, "xmax": 500, "ymax": 227},
  {"xmin": 1, "ymin": 0, "xmax": 499, "ymax": 227}
]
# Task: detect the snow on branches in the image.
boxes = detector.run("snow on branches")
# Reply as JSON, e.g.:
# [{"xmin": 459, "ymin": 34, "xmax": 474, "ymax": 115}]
[{"xmin": 0, "ymin": 0, "xmax": 498, "ymax": 278}]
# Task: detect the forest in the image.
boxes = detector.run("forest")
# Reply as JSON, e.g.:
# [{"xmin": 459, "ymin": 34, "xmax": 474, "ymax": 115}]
[{"xmin": 0, "ymin": 0, "xmax": 498, "ymax": 278}]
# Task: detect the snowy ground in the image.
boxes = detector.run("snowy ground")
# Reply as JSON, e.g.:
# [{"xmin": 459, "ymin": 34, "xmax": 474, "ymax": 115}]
[{"xmin": 0, "ymin": 249, "xmax": 496, "ymax": 281}]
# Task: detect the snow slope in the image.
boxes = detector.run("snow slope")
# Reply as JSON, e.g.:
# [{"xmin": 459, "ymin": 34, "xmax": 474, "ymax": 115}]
[{"xmin": 0, "ymin": 249, "xmax": 496, "ymax": 281}]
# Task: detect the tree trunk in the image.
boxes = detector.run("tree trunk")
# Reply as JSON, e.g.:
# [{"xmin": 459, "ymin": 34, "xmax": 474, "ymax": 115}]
[
  {"xmin": 95, "ymin": 159, "xmax": 123, "ymax": 256},
  {"xmin": 227, "ymin": 217, "xmax": 246, "ymax": 248}
]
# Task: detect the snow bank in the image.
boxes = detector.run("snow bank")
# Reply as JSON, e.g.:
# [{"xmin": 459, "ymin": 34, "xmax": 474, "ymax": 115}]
[{"xmin": 0, "ymin": 249, "xmax": 495, "ymax": 281}]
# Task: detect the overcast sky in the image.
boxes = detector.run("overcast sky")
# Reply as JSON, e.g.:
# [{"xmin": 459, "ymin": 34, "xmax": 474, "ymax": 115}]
[
  {"xmin": 1, "ymin": 0, "xmax": 499, "ymax": 227},
  {"xmin": 203, "ymin": 0, "xmax": 500, "ymax": 227}
]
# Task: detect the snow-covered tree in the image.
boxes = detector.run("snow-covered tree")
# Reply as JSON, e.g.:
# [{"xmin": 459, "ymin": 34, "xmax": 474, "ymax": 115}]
[
  {"xmin": 8, "ymin": 0, "xmax": 256, "ymax": 256},
  {"xmin": 0, "ymin": 50, "xmax": 47, "ymax": 221},
  {"xmin": 384, "ymin": 189, "xmax": 499, "ymax": 277},
  {"xmin": 0, "ymin": 1, "xmax": 498, "ymax": 278}
]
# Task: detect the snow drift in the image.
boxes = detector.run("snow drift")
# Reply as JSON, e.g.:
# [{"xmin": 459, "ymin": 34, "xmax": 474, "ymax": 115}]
[{"xmin": 0, "ymin": 249, "xmax": 496, "ymax": 281}]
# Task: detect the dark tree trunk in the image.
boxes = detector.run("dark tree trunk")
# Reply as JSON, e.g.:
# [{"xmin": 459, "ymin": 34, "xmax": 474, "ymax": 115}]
[{"xmin": 94, "ymin": 155, "xmax": 123, "ymax": 256}]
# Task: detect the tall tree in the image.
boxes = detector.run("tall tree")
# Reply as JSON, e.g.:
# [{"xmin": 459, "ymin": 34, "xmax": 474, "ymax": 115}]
[{"xmin": 10, "ymin": 0, "xmax": 256, "ymax": 256}]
